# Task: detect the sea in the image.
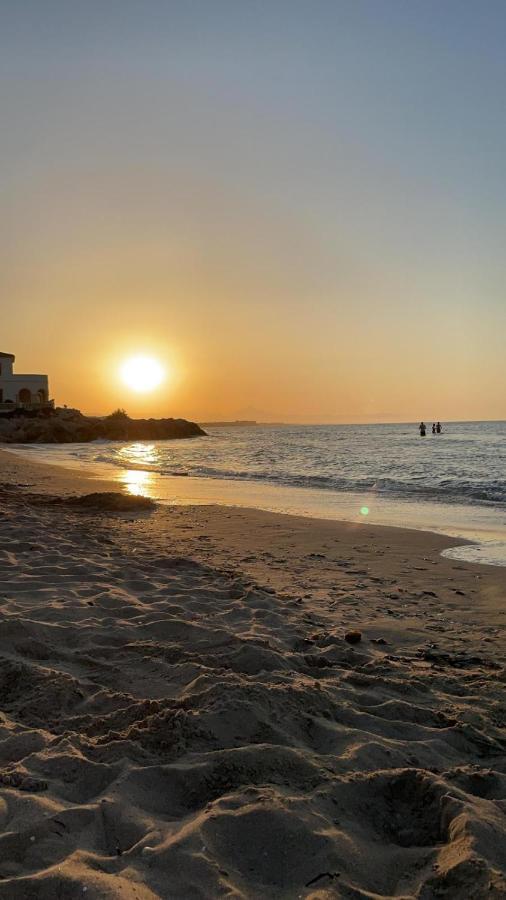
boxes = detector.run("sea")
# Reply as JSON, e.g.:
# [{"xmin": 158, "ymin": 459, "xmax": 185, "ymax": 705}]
[{"xmin": 8, "ymin": 421, "xmax": 506, "ymax": 566}]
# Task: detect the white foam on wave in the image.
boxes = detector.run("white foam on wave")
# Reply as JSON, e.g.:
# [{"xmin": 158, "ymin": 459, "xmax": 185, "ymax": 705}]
[{"xmin": 442, "ymin": 541, "xmax": 506, "ymax": 567}]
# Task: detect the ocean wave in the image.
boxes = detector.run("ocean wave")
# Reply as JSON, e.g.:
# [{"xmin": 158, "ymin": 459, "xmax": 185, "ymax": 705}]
[
  {"xmin": 155, "ymin": 464, "xmax": 506, "ymax": 507},
  {"xmin": 83, "ymin": 452, "xmax": 506, "ymax": 507},
  {"xmin": 27, "ymin": 422, "xmax": 506, "ymax": 512}
]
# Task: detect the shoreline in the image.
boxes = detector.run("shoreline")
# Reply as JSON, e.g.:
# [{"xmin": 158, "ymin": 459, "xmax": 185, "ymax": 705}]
[
  {"xmin": 0, "ymin": 446, "xmax": 483, "ymax": 557},
  {"xmin": 0, "ymin": 443, "xmax": 504, "ymax": 661},
  {"xmin": 0, "ymin": 447, "xmax": 506, "ymax": 896},
  {"xmin": 3, "ymin": 443, "xmax": 506, "ymax": 568}
]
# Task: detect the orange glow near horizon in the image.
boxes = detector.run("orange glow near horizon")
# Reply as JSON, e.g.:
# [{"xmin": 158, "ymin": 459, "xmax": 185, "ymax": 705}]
[{"xmin": 3, "ymin": 5, "xmax": 505, "ymax": 425}]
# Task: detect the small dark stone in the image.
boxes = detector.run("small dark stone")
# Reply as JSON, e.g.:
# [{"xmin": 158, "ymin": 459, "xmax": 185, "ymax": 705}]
[{"xmin": 344, "ymin": 630, "xmax": 362, "ymax": 644}]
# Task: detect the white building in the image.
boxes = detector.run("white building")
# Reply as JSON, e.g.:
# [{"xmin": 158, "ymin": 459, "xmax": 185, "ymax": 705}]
[{"xmin": 0, "ymin": 352, "xmax": 52, "ymax": 409}]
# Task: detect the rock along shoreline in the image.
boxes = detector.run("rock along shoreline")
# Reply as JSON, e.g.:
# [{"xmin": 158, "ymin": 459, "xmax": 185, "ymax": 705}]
[{"xmin": 0, "ymin": 407, "xmax": 206, "ymax": 443}]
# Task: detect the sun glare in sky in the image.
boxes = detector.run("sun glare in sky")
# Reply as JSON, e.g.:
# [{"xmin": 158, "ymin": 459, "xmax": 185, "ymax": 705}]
[
  {"xmin": 3, "ymin": 4, "xmax": 506, "ymax": 422},
  {"xmin": 120, "ymin": 356, "xmax": 165, "ymax": 393}
]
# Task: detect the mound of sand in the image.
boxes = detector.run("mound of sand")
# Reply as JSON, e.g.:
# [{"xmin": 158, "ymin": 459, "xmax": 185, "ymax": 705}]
[{"xmin": 54, "ymin": 492, "xmax": 156, "ymax": 512}]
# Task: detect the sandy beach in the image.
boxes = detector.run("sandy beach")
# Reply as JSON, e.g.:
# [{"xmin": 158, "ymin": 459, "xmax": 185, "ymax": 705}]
[
  {"xmin": 4, "ymin": 2, "xmax": 505, "ymax": 896},
  {"xmin": 0, "ymin": 448, "xmax": 505, "ymax": 899}
]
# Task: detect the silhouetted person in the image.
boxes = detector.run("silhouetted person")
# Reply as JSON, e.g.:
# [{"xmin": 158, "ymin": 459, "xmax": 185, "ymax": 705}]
[
  {"xmin": 436, "ymin": 421, "xmax": 442, "ymax": 433},
  {"xmin": 432, "ymin": 423, "xmax": 436, "ymax": 434},
  {"xmin": 419, "ymin": 421, "xmax": 426, "ymax": 437}
]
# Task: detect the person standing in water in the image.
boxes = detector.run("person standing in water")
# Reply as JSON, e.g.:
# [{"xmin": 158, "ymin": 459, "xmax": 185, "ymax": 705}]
[
  {"xmin": 436, "ymin": 421, "xmax": 442, "ymax": 433},
  {"xmin": 432, "ymin": 423, "xmax": 436, "ymax": 434},
  {"xmin": 419, "ymin": 421, "xmax": 426, "ymax": 437}
]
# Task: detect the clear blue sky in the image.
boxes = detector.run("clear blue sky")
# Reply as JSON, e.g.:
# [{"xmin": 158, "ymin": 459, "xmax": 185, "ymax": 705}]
[{"xmin": 1, "ymin": 1, "xmax": 505, "ymax": 420}]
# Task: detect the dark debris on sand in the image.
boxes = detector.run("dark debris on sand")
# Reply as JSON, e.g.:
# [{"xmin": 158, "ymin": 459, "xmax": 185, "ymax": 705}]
[{"xmin": 53, "ymin": 492, "xmax": 156, "ymax": 512}]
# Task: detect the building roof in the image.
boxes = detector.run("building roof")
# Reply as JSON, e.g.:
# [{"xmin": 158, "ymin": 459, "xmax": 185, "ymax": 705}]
[{"xmin": 0, "ymin": 352, "xmax": 15, "ymax": 359}]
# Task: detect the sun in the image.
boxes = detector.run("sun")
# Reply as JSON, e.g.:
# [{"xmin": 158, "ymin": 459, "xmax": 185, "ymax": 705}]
[{"xmin": 120, "ymin": 355, "xmax": 165, "ymax": 393}]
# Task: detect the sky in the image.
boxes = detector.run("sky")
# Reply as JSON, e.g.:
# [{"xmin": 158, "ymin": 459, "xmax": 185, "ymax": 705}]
[{"xmin": 1, "ymin": 0, "xmax": 505, "ymax": 423}]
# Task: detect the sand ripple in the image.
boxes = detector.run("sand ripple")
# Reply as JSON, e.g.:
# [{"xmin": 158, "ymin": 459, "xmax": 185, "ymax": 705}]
[{"xmin": 0, "ymin": 495, "xmax": 505, "ymax": 898}]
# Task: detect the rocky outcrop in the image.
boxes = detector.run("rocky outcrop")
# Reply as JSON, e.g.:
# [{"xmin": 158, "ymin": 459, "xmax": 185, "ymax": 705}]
[{"xmin": 0, "ymin": 407, "xmax": 206, "ymax": 443}]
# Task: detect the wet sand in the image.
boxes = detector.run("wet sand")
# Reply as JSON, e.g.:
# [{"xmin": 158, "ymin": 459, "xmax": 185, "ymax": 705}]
[{"xmin": 0, "ymin": 448, "xmax": 505, "ymax": 898}]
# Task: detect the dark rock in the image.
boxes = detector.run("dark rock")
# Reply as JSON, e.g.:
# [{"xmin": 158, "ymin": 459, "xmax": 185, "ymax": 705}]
[
  {"xmin": 344, "ymin": 630, "xmax": 362, "ymax": 644},
  {"xmin": 0, "ymin": 407, "xmax": 206, "ymax": 444}
]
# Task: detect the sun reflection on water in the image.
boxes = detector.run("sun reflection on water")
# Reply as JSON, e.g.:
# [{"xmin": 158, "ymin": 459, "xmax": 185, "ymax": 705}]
[
  {"xmin": 120, "ymin": 469, "xmax": 155, "ymax": 498},
  {"xmin": 112, "ymin": 444, "xmax": 168, "ymax": 498},
  {"xmin": 115, "ymin": 445, "xmax": 161, "ymax": 497},
  {"xmin": 117, "ymin": 443, "xmax": 160, "ymax": 467}
]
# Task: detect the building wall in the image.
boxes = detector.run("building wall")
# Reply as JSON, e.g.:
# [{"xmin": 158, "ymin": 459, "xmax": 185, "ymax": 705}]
[
  {"xmin": 0, "ymin": 357, "xmax": 14, "ymax": 378},
  {"xmin": 0, "ymin": 374, "xmax": 49, "ymax": 404}
]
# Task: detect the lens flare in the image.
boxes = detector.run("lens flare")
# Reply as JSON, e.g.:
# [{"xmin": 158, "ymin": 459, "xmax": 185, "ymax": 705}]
[{"xmin": 360, "ymin": 506, "xmax": 369, "ymax": 516}]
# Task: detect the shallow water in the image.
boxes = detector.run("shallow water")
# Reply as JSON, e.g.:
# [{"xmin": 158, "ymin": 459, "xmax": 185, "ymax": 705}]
[
  {"xmin": 66, "ymin": 421, "xmax": 506, "ymax": 506},
  {"xmin": 8, "ymin": 420, "xmax": 506, "ymax": 565}
]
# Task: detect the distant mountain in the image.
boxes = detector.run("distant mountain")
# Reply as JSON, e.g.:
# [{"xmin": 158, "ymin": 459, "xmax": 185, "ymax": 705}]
[{"xmin": 199, "ymin": 420, "xmax": 257, "ymax": 427}]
